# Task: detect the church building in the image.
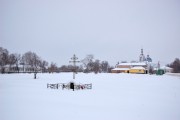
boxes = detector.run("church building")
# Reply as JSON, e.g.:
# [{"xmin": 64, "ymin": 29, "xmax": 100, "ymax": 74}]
[
  {"xmin": 139, "ymin": 48, "xmax": 152, "ymax": 63},
  {"xmin": 111, "ymin": 49, "xmax": 152, "ymax": 74}
]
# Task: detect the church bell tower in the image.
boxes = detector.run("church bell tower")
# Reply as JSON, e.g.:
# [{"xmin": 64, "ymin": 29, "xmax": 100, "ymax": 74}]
[{"xmin": 139, "ymin": 48, "xmax": 146, "ymax": 62}]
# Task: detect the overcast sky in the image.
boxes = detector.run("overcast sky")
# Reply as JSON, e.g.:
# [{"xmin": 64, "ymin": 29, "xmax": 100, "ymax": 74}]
[{"xmin": 0, "ymin": 0, "xmax": 180, "ymax": 66}]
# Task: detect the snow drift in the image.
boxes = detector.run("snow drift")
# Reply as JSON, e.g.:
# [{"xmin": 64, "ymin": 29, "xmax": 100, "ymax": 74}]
[{"xmin": 0, "ymin": 73, "xmax": 180, "ymax": 120}]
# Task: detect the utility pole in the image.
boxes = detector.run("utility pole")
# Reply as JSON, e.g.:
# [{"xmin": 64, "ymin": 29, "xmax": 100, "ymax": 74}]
[{"xmin": 69, "ymin": 54, "xmax": 80, "ymax": 79}]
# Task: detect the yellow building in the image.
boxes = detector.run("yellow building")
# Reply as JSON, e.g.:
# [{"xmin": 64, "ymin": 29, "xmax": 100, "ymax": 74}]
[
  {"xmin": 129, "ymin": 67, "xmax": 146, "ymax": 74},
  {"xmin": 112, "ymin": 62, "xmax": 147, "ymax": 73},
  {"xmin": 111, "ymin": 68, "xmax": 130, "ymax": 73}
]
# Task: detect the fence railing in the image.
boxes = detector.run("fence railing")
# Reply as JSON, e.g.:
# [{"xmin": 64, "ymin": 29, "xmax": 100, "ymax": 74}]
[{"xmin": 47, "ymin": 83, "xmax": 92, "ymax": 90}]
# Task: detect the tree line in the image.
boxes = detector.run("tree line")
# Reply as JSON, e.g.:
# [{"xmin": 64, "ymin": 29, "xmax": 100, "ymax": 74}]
[
  {"xmin": 168, "ymin": 58, "xmax": 180, "ymax": 73},
  {"xmin": 50, "ymin": 55, "xmax": 114, "ymax": 74},
  {"xmin": 0, "ymin": 47, "xmax": 114, "ymax": 75},
  {"xmin": 2, "ymin": 46, "xmax": 179, "ymax": 75}
]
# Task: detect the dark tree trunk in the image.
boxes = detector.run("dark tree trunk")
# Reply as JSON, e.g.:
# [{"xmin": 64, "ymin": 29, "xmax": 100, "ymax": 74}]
[{"xmin": 34, "ymin": 72, "xmax": 37, "ymax": 79}]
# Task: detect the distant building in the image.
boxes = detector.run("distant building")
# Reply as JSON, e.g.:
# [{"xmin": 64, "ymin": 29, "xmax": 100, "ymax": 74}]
[
  {"xmin": 139, "ymin": 49, "xmax": 152, "ymax": 63},
  {"xmin": 146, "ymin": 55, "xmax": 152, "ymax": 62},
  {"xmin": 139, "ymin": 49, "xmax": 146, "ymax": 62},
  {"xmin": 154, "ymin": 66, "xmax": 173, "ymax": 73},
  {"xmin": 112, "ymin": 49, "xmax": 153, "ymax": 74},
  {"xmin": 129, "ymin": 66, "xmax": 146, "ymax": 74},
  {"xmin": 111, "ymin": 62, "xmax": 147, "ymax": 74},
  {"xmin": 111, "ymin": 67, "xmax": 130, "ymax": 73},
  {"xmin": 161, "ymin": 66, "xmax": 173, "ymax": 73}
]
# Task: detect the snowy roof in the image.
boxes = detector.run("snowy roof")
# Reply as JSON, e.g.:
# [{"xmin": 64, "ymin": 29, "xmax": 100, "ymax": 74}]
[
  {"xmin": 112, "ymin": 68, "xmax": 130, "ymax": 71},
  {"xmin": 130, "ymin": 67, "xmax": 145, "ymax": 70},
  {"xmin": 154, "ymin": 66, "xmax": 173, "ymax": 70},
  {"xmin": 160, "ymin": 66, "xmax": 173, "ymax": 70},
  {"xmin": 118, "ymin": 62, "xmax": 147, "ymax": 66}
]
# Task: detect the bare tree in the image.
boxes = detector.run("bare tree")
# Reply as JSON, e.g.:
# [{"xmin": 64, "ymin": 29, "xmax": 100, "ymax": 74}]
[
  {"xmin": 21, "ymin": 52, "xmax": 33, "ymax": 68},
  {"xmin": 8, "ymin": 53, "xmax": 16, "ymax": 72},
  {"xmin": 48, "ymin": 62, "xmax": 58, "ymax": 73},
  {"xmin": 93, "ymin": 59, "xmax": 101, "ymax": 74},
  {"xmin": 169, "ymin": 58, "xmax": 180, "ymax": 73},
  {"xmin": 108, "ymin": 66, "xmax": 114, "ymax": 73},
  {"xmin": 0, "ymin": 47, "xmax": 9, "ymax": 73},
  {"xmin": 22, "ymin": 51, "xmax": 41, "ymax": 78},
  {"xmin": 59, "ymin": 65, "xmax": 68, "ymax": 72},
  {"xmin": 78, "ymin": 65, "xmax": 84, "ymax": 72},
  {"xmin": 149, "ymin": 65, "xmax": 154, "ymax": 74},
  {"xmin": 40, "ymin": 60, "xmax": 48, "ymax": 73},
  {"xmin": 68, "ymin": 65, "xmax": 75, "ymax": 72},
  {"xmin": 33, "ymin": 53, "xmax": 41, "ymax": 78},
  {"xmin": 14, "ymin": 54, "xmax": 21, "ymax": 73},
  {"xmin": 81, "ymin": 54, "xmax": 94, "ymax": 73},
  {"xmin": 59, "ymin": 64, "xmax": 83, "ymax": 72},
  {"xmin": 101, "ymin": 61, "xmax": 109, "ymax": 73}
]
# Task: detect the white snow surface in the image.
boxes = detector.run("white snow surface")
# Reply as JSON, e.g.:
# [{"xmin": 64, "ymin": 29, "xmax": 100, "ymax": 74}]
[{"xmin": 0, "ymin": 73, "xmax": 180, "ymax": 120}]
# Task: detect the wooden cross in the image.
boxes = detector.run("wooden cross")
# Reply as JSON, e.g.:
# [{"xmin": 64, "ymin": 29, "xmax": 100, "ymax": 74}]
[{"xmin": 69, "ymin": 54, "xmax": 80, "ymax": 79}]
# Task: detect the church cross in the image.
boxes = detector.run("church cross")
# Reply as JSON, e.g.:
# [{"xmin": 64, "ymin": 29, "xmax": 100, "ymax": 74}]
[{"xmin": 69, "ymin": 54, "xmax": 80, "ymax": 79}]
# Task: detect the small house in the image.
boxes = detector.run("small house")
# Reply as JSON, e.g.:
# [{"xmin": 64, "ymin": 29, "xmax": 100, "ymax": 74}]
[
  {"xmin": 129, "ymin": 66, "xmax": 146, "ymax": 74},
  {"xmin": 111, "ymin": 68, "xmax": 130, "ymax": 73},
  {"xmin": 161, "ymin": 66, "xmax": 173, "ymax": 73}
]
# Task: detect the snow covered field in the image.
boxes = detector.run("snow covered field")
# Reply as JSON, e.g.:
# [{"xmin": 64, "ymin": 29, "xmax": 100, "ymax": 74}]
[{"xmin": 0, "ymin": 73, "xmax": 180, "ymax": 120}]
